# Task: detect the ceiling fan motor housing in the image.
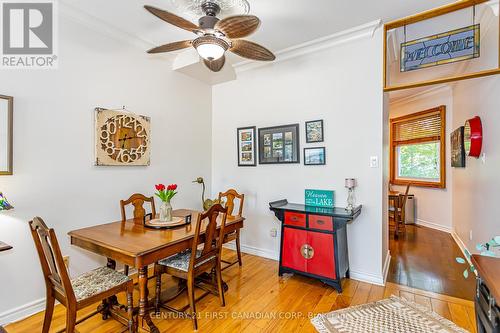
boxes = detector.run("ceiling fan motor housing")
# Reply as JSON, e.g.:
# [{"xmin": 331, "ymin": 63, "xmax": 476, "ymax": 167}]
[
  {"xmin": 199, "ymin": 1, "xmax": 221, "ymax": 29},
  {"xmin": 199, "ymin": 15, "xmax": 219, "ymax": 29},
  {"xmin": 201, "ymin": 1, "xmax": 221, "ymax": 16}
]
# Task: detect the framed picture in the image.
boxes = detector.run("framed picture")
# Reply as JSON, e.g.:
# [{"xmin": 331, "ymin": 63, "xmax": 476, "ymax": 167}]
[
  {"xmin": 305, "ymin": 119, "xmax": 324, "ymax": 143},
  {"xmin": 237, "ymin": 126, "xmax": 257, "ymax": 166},
  {"xmin": 0, "ymin": 95, "xmax": 13, "ymax": 175},
  {"xmin": 304, "ymin": 147, "xmax": 326, "ymax": 165},
  {"xmin": 259, "ymin": 124, "xmax": 300, "ymax": 164},
  {"xmin": 451, "ymin": 126, "xmax": 465, "ymax": 168}
]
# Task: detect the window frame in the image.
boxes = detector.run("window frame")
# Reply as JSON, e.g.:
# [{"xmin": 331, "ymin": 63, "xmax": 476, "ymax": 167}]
[{"xmin": 390, "ymin": 106, "xmax": 446, "ymax": 189}]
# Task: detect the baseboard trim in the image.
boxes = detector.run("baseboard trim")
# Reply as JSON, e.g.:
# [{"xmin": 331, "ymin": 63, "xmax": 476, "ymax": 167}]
[
  {"xmin": 415, "ymin": 219, "xmax": 452, "ymax": 233},
  {"xmin": 349, "ymin": 270, "xmax": 385, "ymax": 286},
  {"xmin": 0, "ymin": 297, "xmax": 46, "ymax": 326},
  {"xmin": 223, "ymin": 243, "xmax": 279, "ymax": 261}
]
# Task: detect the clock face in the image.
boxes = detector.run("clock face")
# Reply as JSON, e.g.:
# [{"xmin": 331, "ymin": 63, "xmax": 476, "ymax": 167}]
[{"xmin": 95, "ymin": 109, "xmax": 151, "ymax": 166}]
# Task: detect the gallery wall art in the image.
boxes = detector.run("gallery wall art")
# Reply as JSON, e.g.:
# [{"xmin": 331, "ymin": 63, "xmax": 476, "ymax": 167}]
[
  {"xmin": 237, "ymin": 126, "xmax": 257, "ymax": 166},
  {"xmin": 305, "ymin": 120, "xmax": 324, "ymax": 143},
  {"xmin": 451, "ymin": 126, "xmax": 465, "ymax": 168},
  {"xmin": 258, "ymin": 124, "xmax": 300, "ymax": 164},
  {"xmin": 304, "ymin": 147, "xmax": 326, "ymax": 165}
]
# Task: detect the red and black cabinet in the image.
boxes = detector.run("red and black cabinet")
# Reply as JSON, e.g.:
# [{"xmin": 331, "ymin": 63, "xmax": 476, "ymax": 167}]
[{"xmin": 270, "ymin": 200, "xmax": 361, "ymax": 293}]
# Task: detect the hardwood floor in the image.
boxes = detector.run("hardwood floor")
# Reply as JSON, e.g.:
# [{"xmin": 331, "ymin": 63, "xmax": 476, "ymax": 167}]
[
  {"xmin": 388, "ymin": 223, "xmax": 475, "ymax": 300},
  {"xmin": 6, "ymin": 250, "xmax": 476, "ymax": 333}
]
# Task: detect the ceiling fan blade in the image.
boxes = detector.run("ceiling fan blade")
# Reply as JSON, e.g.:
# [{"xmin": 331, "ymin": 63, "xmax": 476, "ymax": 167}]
[
  {"xmin": 215, "ymin": 15, "xmax": 260, "ymax": 39},
  {"xmin": 204, "ymin": 56, "xmax": 226, "ymax": 72},
  {"xmin": 144, "ymin": 5, "xmax": 199, "ymax": 33},
  {"xmin": 230, "ymin": 40, "xmax": 276, "ymax": 61},
  {"xmin": 147, "ymin": 40, "xmax": 192, "ymax": 54}
]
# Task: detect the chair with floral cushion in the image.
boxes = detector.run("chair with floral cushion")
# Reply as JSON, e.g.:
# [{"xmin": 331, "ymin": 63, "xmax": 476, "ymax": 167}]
[
  {"xmin": 29, "ymin": 217, "xmax": 135, "ymax": 333},
  {"xmin": 218, "ymin": 189, "xmax": 245, "ymax": 269},
  {"xmin": 154, "ymin": 204, "xmax": 228, "ymax": 330}
]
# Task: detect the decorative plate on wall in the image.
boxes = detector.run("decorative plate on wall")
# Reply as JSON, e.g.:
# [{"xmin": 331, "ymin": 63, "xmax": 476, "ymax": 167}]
[{"xmin": 95, "ymin": 109, "xmax": 151, "ymax": 166}]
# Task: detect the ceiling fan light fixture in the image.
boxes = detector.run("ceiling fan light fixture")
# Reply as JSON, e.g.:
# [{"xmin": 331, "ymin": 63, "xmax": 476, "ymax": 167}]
[{"xmin": 193, "ymin": 36, "xmax": 228, "ymax": 60}]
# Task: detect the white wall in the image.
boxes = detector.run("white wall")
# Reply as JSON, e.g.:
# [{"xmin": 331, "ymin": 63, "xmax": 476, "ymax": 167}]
[
  {"xmin": 452, "ymin": 76, "xmax": 500, "ymax": 252},
  {"xmin": 212, "ymin": 29, "xmax": 387, "ymax": 284},
  {"xmin": 450, "ymin": 5, "xmax": 500, "ymax": 253},
  {"xmin": 389, "ymin": 86, "xmax": 453, "ymax": 232},
  {"xmin": 0, "ymin": 15, "xmax": 212, "ymax": 324}
]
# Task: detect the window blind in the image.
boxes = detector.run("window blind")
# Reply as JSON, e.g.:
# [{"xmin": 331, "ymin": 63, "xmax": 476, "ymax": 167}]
[{"xmin": 393, "ymin": 111, "xmax": 442, "ymax": 144}]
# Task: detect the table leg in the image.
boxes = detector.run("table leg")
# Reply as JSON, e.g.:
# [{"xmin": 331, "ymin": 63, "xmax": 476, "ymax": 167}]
[
  {"xmin": 138, "ymin": 266, "xmax": 159, "ymax": 333},
  {"xmin": 99, "ymin": 258, "xmax": 119, "ymax": 319}
]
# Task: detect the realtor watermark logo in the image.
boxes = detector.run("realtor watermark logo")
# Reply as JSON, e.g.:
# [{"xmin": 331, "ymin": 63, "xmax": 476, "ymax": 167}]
[{"xmin": 1, "ymin": 0, "xmax": 58, "ymax": 69}]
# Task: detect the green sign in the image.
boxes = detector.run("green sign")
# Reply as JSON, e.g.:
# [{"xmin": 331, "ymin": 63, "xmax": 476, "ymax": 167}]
[{"xmin": 305, "ymin": 189, "xmax": 334, "ymax": 208}]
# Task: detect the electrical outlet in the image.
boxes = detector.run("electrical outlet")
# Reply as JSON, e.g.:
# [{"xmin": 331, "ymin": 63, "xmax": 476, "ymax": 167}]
[
  {"xmin": 469, "ymin": 230, "xmax": 473, "ymax": 241},
  {"xmin": 63, "ymin": 256, "xmax": 69, "ymax": 269},
  {"xmin": 270, "ymin": 228, "xmax": 277, "ymax": 238},
  {"xmin": 481, "ymin": 153, "xmax": 486, "ymax": 164}
]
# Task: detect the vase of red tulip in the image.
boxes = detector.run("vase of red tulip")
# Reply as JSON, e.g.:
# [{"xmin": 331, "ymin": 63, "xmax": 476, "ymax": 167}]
[{"xmin": 155, "ymin": 183, "xmax": 178, "ymax": 222}]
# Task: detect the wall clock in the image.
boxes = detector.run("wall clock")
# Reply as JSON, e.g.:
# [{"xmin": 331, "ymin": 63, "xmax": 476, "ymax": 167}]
[
  {"xmin": 95, "ymin": 109, "xmax": 151, "ymax": 166},
  {"xmin": 464, "ymin": 116, "xmax": 483, "ymax": 158}
]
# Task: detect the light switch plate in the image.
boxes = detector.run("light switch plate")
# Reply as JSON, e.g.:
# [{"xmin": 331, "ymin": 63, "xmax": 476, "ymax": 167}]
[{"xmin": 370, "ymin": 156, "xmax": 379, "ymax": 168}]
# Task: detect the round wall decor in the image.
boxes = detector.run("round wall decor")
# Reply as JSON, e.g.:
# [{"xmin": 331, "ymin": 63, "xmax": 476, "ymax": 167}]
[{"xmin": 464, "ymin": 116, "xmax": 483, "ymax": 158}]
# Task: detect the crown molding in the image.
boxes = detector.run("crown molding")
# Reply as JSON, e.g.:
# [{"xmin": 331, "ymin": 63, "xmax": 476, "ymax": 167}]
[
  {"xmin": 233, "ymin": 19, "xmax": 382, "ymax": 74},
  {"xmin": 389, "ymin": 84, "xmax": 452, "ymax": 106},
  {"xmin": 59, "ymin": 1, "xmax": 156, "ymax": 52}
]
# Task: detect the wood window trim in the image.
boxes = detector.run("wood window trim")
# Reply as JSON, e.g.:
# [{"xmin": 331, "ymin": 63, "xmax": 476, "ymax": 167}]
[{"xmin": 390, "ymin": 106, "xmax": 446, "ymax": 189}]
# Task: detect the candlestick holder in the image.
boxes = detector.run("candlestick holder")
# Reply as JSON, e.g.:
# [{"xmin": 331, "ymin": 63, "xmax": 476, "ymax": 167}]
[{"xmin": 345, "ymin": 178, "xmax": 357, "ymax": 212}]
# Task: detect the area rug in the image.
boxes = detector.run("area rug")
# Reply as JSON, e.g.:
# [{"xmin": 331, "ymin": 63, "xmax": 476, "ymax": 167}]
[{"xmin": 311, "ymin": 296, "xmax": 469, "ymax": 333}]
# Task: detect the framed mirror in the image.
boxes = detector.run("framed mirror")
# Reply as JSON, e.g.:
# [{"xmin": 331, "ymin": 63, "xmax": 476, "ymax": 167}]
[{"xmin": 0, "ymin": 95, "xmax": 13, "ymax": 175}]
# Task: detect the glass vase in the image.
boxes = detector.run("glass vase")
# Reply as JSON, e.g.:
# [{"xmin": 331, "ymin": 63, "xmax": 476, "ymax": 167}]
[
  {"xmin": 160, "ymin": 201, "xmax": 173, "ymax": 222},
  {"xmin": 347, "ymin": 188, "xmax": 356, "ymax": 212}
]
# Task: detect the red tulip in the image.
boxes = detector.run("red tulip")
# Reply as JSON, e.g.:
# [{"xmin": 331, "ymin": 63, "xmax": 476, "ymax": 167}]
[
  {"xmin": 171, "ymin": 184, "xmax": 178, "ymax": 190},
  {"xmin": 155, "ymin": 184, "xmax": 165, "ymax": 191}
]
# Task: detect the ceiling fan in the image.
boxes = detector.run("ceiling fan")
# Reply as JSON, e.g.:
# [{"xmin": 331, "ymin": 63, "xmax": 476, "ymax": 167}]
[{"xmin": 144, "ymin": 1, "xmax": 276, "ymax": 72}]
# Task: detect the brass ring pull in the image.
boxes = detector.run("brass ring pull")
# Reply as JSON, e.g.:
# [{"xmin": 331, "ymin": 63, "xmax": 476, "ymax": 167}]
[
  {"xmin": 316, "ymin": 220, "xmax": 325, "ymax": 225},
  {"xmin": 291, "ymin": 216, "xmax": 298, "ymax": 221},
  {"xmin": 300, "ymin": 244, "xmax": 314, "ymax": 259}
]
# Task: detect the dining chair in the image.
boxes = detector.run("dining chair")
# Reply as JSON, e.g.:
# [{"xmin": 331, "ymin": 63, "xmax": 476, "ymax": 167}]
[
  {"xmin": 29, "ymin": 217, "xmax": 135, "ymax": 333},
  {"xmin": 218, "ymin": 189, "xmax": 245, "ymax": 269},
  {"xmin": 389, "ymin": 183, "xmax": 411, "ymax": 236},
  {"xmin": 120, "ymin": 193, "xmax": 156, "ymax": 275},
  {"xmin": 154, "ymin": 204, "xmax": 228, "ymax": 330}
]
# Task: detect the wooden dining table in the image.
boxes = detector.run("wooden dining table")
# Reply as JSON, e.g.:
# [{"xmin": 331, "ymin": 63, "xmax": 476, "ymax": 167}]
[{"xmin": 68, "ymin": 209, "xmax": 244, "ymax": 333}]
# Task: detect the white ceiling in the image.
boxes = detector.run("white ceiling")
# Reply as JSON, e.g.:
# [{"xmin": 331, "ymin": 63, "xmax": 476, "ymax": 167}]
[{"xmin": 61, "ymin": 0, "xmax": 455, "ymax": 56}]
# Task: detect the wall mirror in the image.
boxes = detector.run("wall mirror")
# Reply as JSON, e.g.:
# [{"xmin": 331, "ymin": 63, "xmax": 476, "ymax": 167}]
[{"xmin": 0, "ymin": 95, "xmax": 13, "ymax": 175}]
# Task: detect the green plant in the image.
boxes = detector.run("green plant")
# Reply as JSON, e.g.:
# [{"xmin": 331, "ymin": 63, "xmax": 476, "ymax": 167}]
[
  {"xmin": 155, "ymin": 184, "xmax": 178, "ymax": 203},
  {"xmin": 456, "ymin": 236, "xmax": 500, "ymax": 278}
]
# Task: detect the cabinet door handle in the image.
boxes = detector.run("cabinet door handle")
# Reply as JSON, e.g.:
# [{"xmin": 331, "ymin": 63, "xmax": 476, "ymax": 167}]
[
  {"xmin": 316, "ymin": 219, "xmax": 325, "ymax": 225},
  {"xmin": 300, "ymin": 244, "xmax": 314, "ymax": 259},
  {"xmin": 290, "ymin": 216, "xmax": 298, "ymax": 221}
]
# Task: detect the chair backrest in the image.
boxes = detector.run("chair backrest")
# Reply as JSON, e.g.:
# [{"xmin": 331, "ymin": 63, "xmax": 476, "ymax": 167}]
[
  {"xmin": 120, "ymin": 193, "xmax": 156, "ymax": 221},
  {"xmin": 189, "ymin": 204, "xmax": 227, "ymax": 272},
  {"xmin": 29, "ymin": 217, "xmax": 74, "ymax": 302},
  {"xmin": 218, "ymin": 189, "xmax": 244, "ymax": 219},
  {"xmin": 399, "ymin": 183, "xmax": 412, "ymax": 221}
]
